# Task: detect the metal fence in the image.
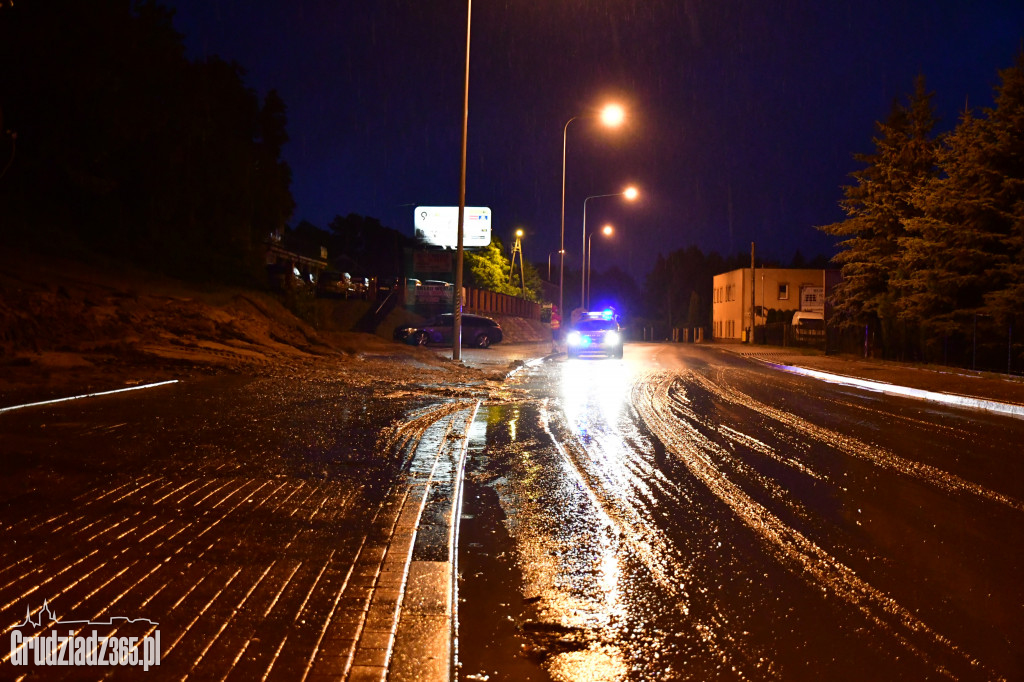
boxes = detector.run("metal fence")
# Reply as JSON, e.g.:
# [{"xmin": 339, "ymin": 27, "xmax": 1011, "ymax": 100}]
[
  {"xmin": 827, "ymin": 316, "xmax": 1022, "ymax": 375},
  {"xmin": 380, "ymin": 282, "xmax": 541, "ymax": 321}
]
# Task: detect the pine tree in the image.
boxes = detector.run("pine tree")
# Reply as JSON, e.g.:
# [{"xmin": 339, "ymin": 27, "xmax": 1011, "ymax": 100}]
[
  {"xmin": 981, "ymin": 53, "xmax": 1024, "ymax": 324},
  {"xmin": 819, "ymin": 76, "xmax": 938, "ymax": 348},
  {"xmin": 900, "ymin": 54, "xmax": 1024, "ymax": 333}
]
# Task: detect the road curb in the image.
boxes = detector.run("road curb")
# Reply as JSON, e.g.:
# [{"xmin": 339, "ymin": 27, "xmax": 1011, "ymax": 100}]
[
  {"xmin": 764, "ymin": 361, "xmax": 1024, "ymax": 420},
  {"xmin": 383, "ymin": 401, "xmax": 480, "ymax": 682}
]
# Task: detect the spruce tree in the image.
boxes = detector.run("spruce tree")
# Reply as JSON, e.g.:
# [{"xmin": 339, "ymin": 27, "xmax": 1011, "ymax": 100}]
[
  {"xmin": 818, "ymin": 77, "xmax": 937, "ymax": 350},
  {"xmin": 900, "ymin": 54, "xmax": 1024, "ymax": 334},
  {"xmin": 981, "ymin": 53, "xmax": 1024, "ymax": 325}
]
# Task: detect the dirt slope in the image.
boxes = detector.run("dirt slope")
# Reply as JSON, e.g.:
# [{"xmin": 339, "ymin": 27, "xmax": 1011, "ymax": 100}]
[{"xmin": 0, "ymin": 250, "xmax": 441, "ymax": 405}]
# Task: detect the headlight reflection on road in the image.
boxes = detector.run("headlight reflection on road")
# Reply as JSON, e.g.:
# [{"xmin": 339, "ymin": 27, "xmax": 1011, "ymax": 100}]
[
  {"xmin": 509, "ymin": 406, "xmax": 519, "ymax": 442},
  {"xmin": 560, "ymin": 359, "xmax": 631, "ymax": 429},
  {"xmin": 549, "ymin": 360, "xmax": 641, "ymax": 648}
]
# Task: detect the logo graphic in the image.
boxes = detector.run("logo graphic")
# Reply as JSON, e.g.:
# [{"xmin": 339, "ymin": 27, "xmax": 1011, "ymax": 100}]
[{"xmin": 10, "ymin": 599, "xmax": 161, "ymax": 671}]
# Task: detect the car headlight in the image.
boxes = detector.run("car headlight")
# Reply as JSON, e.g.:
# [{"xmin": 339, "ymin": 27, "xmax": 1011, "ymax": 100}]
[
  {"xmin": 567, "ymin": 331, "xmax": 581, "ymax": 346},
  {"xmin": 603, "ymin": 331, "xmax": 620, "ymax": 345}
]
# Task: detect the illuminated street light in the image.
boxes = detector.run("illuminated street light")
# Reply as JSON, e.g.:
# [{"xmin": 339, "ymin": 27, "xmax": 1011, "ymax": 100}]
[
  {"xmin": 600, "ymin": 103, "xmax": 626, "ymax": 127},
  {"xmin": 509, "ymin": 227, "xmax": 526, "ymax": 296},
  {"xmin": 581, "ymin": 186, "xmax": 639, "ymax": 311},
  {"xmin": 587, "ymin": 224, "xmax": 614, "ymax": 309},
  {"xmin": 560, "ymin": 103, "xmax": 627, "ymax": 324},
  {"xmin": 547, "ymin": 249, "xmax": 565, "ymax": 281}
]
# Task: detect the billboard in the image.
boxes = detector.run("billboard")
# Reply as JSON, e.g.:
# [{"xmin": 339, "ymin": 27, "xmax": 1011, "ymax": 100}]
[
  {"xmin": 800, "ymin": 285, "xmax": 825, "ymax": 313},
  {"xmin": 414, "ymin": 206, "xmax": 491, "ymax": 249}
]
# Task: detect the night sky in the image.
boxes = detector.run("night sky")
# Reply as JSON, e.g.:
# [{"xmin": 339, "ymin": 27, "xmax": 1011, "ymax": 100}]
[{"xmin": 166, "ymin": 0, "xmax": 1024, "ymax": 279}]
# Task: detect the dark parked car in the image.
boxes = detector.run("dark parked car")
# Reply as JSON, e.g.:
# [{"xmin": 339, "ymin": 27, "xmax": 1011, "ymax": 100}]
[
  {"xmin": 316, "ymin": 271, "xmax": 352, "ymax": 298},
  {"xmin": 567, "ymin": 311, "xmax": 623, "ymax": 359},
  {"xmin": 393, "ymin": 313, "xmax": 503, "ymax": 348},
  {"xmin": 267, "ymin": 263, "xmax": 309, "ymax": 292}
]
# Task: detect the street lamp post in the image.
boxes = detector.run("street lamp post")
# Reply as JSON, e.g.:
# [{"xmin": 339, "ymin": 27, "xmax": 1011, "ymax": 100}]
[
  {"xmin": 586, "ymin": 224, "xmax": 614, "ymax": 309},
  {"xmin": 581, "ymin": 186, "xmax": 637, "ymax": 311},
  {"xmin": 452, "ymin": 0, "xmax": 472, "ymax": 361},
  {"xmin": 509, "ymin": 228, "xmax": 525, "ymax": 296},
  {"xmin": 560, "ymin": 104, "xmax": 625, "ymax": 322},
  {"xmin": 547, "ymin": 250, "xmax": 564, "ymax": 281}
]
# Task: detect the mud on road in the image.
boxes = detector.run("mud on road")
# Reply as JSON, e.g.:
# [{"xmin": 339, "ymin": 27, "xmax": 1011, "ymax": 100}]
[{"xmin": 462, "ymin": 345, "xmax": 1024, "ymax": 682}]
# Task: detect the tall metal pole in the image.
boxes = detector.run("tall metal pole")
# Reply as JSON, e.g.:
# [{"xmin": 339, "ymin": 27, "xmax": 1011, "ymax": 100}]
[
  {"xmin": 559, "ymin": 117, "xmax": 576, "ymax": 324},
  {"xmin": 581, "ymin": 197, "xmax": 589, "ymax": 311},
  {"xmin": 581, "ymin": 192, "xmax": 622, "ymax": 312},
  {"xmin": 452, "ymin": 0, "xmax": 472, "ymax": 361},
  {"xmin": 586, "ymin": 233, "xmax": 593, "ymax": 310},
  {"xmin": 749, "ymin": 241, "xmax": 755, "ymax": 344}
]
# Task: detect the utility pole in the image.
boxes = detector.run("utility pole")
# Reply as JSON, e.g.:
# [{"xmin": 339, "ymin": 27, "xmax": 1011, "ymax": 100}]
[{"xmin": 749, "ymin": 242, "xmax": 756, "ymax": 344}]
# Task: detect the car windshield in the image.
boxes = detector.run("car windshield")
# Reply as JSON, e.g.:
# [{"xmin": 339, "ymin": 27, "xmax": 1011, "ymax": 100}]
[{"xmin": 575, "ymin": 319, "xmax": 617, "ymax": 331}]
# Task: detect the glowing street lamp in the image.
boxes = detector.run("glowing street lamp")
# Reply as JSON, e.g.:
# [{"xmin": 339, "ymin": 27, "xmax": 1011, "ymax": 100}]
[
  {"xmin": 581, "ymin": 186, "xmax": 638, "ymax": 310},
  {"xmin": 547, "ymin": 249, "xmax": 565, "ymax": 281},
  {"xmin": 600, "ymin": 103, "xmax": 626, "ymax": 127},
  {"xmin": 560, "ymin": 102, "xmax": 627, "ymax": 321},
  {"xmin": 509, "ymin": 228, "xmax": 526, "ymax": 296},
  {"xmin": 587, "ymin": 224, "xmax": 614, "ymax": 309}
]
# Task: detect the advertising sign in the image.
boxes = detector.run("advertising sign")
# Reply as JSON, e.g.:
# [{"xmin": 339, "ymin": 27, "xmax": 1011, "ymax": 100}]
[
  {"xmin": 800, "ymin": 286, "xmax": 825, "ymax": 313},
  {"xmin": 413, "ymin": 251, "xmax": 454, "ymax": 273},
  {"xmin": 414, "ymin": 206, "xmax": 491, "ymax": 249}
]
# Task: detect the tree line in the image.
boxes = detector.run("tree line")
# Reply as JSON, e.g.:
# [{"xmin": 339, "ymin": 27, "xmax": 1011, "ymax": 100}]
[
  {"xmin": 0, "ymin": 0, "xmax": 294, "ymax": 281},
  {"xmin": 0, "ymin": 0, "xmax": 548, "ymax": 302},
  {"xmin": 819, "ymin": 55, "xmax": 1024, "ymax": 363},
  {"xmin": 288, "ymin": 216, "xmax": 544, "ymax": 302},
  {"xmin": 636, "ymin": 247, "xmax": 828, "ymax": 337}
]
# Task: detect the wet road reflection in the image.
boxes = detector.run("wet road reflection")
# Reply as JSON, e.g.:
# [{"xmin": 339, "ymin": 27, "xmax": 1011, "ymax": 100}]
[{"xmin": 480, "ymin": 345, "xmax": 1024, "ymax": 681}]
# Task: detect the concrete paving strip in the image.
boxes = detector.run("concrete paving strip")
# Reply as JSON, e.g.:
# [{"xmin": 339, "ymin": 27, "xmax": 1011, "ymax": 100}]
[
  {"xmin": 343, "ymin": 401, "xmax": 480, "ymax": 682},
  {"xmin": 767, "ymin": 362, "xmax": 1024, "ymax": 419}
]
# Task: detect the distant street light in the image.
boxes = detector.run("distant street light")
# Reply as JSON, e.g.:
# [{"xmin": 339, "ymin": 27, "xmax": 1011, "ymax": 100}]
[
  {"xmin": 560, "ymin": 103, "xmax": 626, "ymax": 320},
  {"xmin": 581, "ymin": 186, "xmax": 638, "ymax": 310},
  {"xmin": 547, "ymin": 249, "xmax": 565, "ymax": 281},
  {"xmin": 586, "ymin": 224, "xmax": 614, "ymax": 309},
  {"xmin": 509, "ymin": 228, "xmax": 526, "ymax": 296}
]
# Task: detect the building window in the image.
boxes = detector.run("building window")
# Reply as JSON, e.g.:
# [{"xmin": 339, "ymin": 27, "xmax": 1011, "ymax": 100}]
[{"xmin": 778, "ymin": 283, "xmax": 789, "ymax": 300}]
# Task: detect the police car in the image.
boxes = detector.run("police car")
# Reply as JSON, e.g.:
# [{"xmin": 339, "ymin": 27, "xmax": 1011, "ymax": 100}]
[{"xmin": 566, "ymin": 309, "xmax": 624, "ymax": 359}]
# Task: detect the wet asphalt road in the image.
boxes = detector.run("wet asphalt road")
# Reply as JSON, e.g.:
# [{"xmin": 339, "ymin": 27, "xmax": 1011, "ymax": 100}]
[{"xmin": 464, "ymin": 343, "xmax": 1024, "ymax": 681}]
